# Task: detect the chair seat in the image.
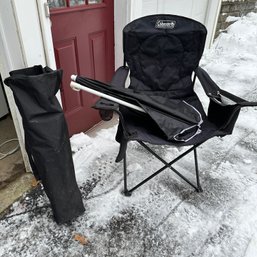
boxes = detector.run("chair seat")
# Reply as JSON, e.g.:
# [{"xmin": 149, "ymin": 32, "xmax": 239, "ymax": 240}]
[
  {"xmin": 116, "ymin": 92, "xmax": 224, "ymax": 146},
  {"xmin": 116, "ymin": 113, "xmax": 224, "ymax": 146}
]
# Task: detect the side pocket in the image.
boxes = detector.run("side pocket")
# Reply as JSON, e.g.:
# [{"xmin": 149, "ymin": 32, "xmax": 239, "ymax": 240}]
[{"xmin": 208, "ymin": 99, "xmax": 241, "ymax": 134}]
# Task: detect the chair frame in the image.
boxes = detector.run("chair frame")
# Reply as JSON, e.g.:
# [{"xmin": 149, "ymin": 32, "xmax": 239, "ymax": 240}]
[{"xmin": 122, "ymin": 141, "xmax": 203, "ymax": 196}]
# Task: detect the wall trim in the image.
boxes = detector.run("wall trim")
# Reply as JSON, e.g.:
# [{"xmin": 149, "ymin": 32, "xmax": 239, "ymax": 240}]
[{"xmin": 205, "ymin": 0, "xmax": 222, "ymax": 47}]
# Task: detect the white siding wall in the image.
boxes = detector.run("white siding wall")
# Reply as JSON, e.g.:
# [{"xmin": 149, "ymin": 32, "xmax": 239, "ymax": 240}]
[
  {"xmin": 0, "ymin": 0, "xmax": 30, "ymax": 171},
  {"xmin": 133, "ymin": 0, "xmax": 209, "ymax": 23}
]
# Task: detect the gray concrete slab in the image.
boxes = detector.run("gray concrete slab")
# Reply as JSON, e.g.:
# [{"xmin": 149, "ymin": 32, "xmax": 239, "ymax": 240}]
[{"xmin": 0, "ymin": 115, "xmax": 24, "ymax": 189}]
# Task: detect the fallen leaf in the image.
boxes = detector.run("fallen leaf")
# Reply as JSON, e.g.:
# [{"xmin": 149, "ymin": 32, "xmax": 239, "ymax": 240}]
[
  {"xmin": 74, "ymin": 234, "xmax": 89, "ymax": 245},
  {"xmin": 31, "ymin": 178, "xmax": 40, "ymax": 187}
]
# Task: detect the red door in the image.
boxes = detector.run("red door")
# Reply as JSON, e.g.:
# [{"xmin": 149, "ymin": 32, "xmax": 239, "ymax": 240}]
[{"xmin": 49, "ymin": 0, "xmax": 114, "ymax": 135}]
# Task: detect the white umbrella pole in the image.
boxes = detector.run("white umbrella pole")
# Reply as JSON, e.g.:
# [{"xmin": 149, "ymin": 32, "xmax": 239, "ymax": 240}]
[{"xmin": 70, "ymin": 78, "xmax": 145, "ymax": 113}]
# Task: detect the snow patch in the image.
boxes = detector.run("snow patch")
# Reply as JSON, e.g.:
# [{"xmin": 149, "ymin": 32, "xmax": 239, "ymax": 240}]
[
  {"xmin": 226, "ymin": 16, "xmax": 241, "ymax": 23},
  {"xmin": 70, "ymin": 132, "xmax": 92, "ymax": 152}
]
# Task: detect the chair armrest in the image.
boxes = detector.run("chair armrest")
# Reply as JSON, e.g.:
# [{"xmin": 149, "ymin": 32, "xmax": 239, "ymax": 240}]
[
  {"xmin": 194, "ymin": 66, "xmax": 220, "ymax": 97},
  {"xmin": 195, "ymin": 66, "xmax": 257, "ymax": 134},
  {"xmin": 195, "ymin": 66, "xmax": 257, "ymax": 107},
  {"xmin": 110, "ymin": 66, "xmax": 129, "ymax": 88},
  {"xmin": 219, "ymin": 89, "xmax": 257, "ymax": 107},
  {"xmin": 93, "ymin": 98, "xmax": 119, "ymax": 121},
  {"xmin": 93, "ymin": 98, "xmax": 132, "ymax": 140},
  {"xmin": 93, "ymin": 98, "xmax": 119, "ymax": 111}
]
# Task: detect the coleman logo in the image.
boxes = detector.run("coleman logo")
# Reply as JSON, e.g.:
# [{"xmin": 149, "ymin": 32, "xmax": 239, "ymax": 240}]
[{"xmin": 155, "ymin": 20, "xmax": 176, "ymax": 29}]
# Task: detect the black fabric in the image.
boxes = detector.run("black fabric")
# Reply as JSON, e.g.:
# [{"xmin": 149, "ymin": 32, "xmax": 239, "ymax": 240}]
[
  {"xmin": 118, "ymin": 15, "xmax": 207, "ymax": 143},
  {"xmin": 123, "ymin": 15, "xmax": 207, "ymax": 93},
  {"xmin": 110, "ymin": 66, "xmax": 129, "ymax": 88},
  {"xmin": 195, "ymin": 67, "xmax": 220, "ymax": 96},
  {"xmin": 115, "ymin": 108, "xmax": 223, "ymax": 146},
  {"xmin": 208, "ymin": 100, "xmax": 241, "ymax": 134},
  {"xmin": 114, "ymin": 95, "xmax": 225, "ymax": 147},
  {"xmin": 77, "ymin": 76, "xmax": 202, "ymax": 141},
  {"xmin": 4, "ymin": 65, "xmax": 85, "ymax": 224},
  {"xmin": 195, "ymin": 66, "xmax": 257, "ymax": 134}
]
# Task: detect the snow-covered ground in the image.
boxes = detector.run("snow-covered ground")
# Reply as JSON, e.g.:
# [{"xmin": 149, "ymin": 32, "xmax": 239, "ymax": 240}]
[{"xmin": 1, "ymin": 13, "xmax": 257, "ymax": 257}]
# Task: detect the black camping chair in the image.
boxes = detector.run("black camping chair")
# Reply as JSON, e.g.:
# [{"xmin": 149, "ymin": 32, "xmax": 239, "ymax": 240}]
[{"xmin": 88, "ymin": 15, "xmax": 257, "ymax": 196}]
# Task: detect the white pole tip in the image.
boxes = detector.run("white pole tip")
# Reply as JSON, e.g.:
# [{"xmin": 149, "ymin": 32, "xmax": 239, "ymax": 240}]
[{"xmin": 71, "ymin": 75, "xmax": 77, "ymax": 81}]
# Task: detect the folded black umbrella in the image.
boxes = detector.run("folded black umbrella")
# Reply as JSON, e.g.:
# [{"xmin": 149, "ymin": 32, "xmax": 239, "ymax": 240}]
[
  {"xmin": 5, "ymin": 65, "xmax": 85, "ymax": 224},
  {"xmin": 72, "ymin": 75, "xmax": 203, "ymax": 142}
]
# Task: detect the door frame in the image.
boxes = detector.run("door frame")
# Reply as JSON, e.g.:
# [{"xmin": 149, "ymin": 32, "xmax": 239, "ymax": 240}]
[
  {"xmin": 37, "ymin": 0, "xmax": 126, "ymax": 69},
  {"xmin": 205, "ymin": 0, "xmax": 222, "ymax": 48}
]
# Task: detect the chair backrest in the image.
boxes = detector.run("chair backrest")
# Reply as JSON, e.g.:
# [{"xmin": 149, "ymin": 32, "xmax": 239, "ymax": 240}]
[{"xmin": 123, "ymin": 15, "xmax": 207, "ymax": 95}]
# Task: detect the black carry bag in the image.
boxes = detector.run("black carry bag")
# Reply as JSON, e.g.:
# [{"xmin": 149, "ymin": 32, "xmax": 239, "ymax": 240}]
[{"xmin": 4, "ymin": 65, "xmax": 85, "ymax": 224}]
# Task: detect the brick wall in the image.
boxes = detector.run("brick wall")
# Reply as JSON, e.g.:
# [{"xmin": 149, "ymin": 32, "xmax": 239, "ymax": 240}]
[{"xmin": 215, "ymin": 0, "xmax": 257, "ymax": 38}]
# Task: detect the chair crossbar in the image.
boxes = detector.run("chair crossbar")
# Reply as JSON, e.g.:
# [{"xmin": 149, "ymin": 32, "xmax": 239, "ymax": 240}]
[
  {"xmin": 138, "ymin": 141, "xmax": 201, "ymax": 190},
  {"xmin": 123, "ymin": 142, "xmax": 203, "ymax": 196}
]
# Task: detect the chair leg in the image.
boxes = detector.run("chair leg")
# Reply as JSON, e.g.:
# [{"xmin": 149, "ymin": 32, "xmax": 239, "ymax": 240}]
[
  {"xmin": 123, "ymin": 153, "xmax": 132, "ymax": 197},
  {"xmin": 122, "ymin": 143, "xmax": 203, "ymax": 196},
  {"xmin": 194, "ymin": 148, "xmax": 203, "ymax": 192},
  {"xmin": 139, "ymin": 141, "xmax": 202, "ymax": 192}
]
